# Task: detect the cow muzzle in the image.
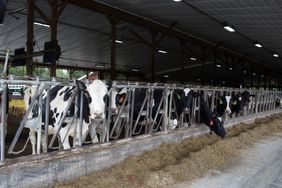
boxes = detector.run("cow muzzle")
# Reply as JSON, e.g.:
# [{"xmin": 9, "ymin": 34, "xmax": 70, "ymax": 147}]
[{"xmin": 94, "ymin": 112, "xmax": 104, "ymax": 119}]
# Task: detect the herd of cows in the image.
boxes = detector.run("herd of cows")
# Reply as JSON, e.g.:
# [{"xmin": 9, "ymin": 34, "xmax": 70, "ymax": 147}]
[{"xmin": 1, "ymin": 78, "xmax": 281, "ymax": 155}]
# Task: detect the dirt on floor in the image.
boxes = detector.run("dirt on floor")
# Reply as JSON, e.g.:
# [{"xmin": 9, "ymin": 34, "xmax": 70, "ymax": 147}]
[{"xmin": 51, "ymin": 113, "xmax": 282, "ymax": 188}]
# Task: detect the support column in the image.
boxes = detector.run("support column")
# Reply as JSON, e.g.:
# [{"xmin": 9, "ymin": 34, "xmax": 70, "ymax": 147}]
[
  {"xmin": 50, "ymin": 0, "xmax": 58, "ymax": 78},
  {"xmin": 264, "ymin": 75, "xmax": 267, "ymax": 90},
  {"xmin": 180, "ymin": 40, "xmax": 185, "ymax": 84},
  {"xmin": 201, "ymin": 47, "xmax": 206, "ymax": 85},
  {"xmin": 151, "ymin": 31, "xmax": 157, "ymax": 83},
  {"xmin": 213, "ymin": 51, "xmax": 217, "ymax": 86},
  {"xmin": 26, "ymin": 0, "xmax": 34, "ymax": 76},
  {"xmin": 109, "ymin": 17, "xmax": 118, "ymax": 80}
]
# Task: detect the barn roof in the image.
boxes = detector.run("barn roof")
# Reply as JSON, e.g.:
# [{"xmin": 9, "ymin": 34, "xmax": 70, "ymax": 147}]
[{"xmin": 1, "ymin": 0, "xmax": 282, "ymax": 85}]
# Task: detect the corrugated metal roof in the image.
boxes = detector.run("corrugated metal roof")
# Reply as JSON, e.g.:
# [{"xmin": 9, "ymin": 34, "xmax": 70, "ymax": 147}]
[{"xmin": 1, "ymin": 0, "xmax": 281, "ymax": 83}]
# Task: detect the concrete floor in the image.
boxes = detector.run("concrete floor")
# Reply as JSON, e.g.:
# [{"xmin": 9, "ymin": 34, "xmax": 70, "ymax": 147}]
[{"xmin": 174, "ymin": 133, "xmax": 282, "ymax": 188}]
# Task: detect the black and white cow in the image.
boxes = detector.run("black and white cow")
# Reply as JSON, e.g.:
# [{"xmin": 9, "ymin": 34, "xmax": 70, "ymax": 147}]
[
  {"xmin": 215, "ymin": 95, "xmax": 231, "ymax": 117},
  {"xmin": 229, "ymin": 91, "xmax": 242, "ymax": 116},
  {"xmin": 170, "ymin": 88, "xmax": 195, "ymax": 128},
  {"xmin": 199, "ymin": 94, "xmax": 226, "ymax": 138},
  {"xmin": 240, "ymin": 91, "xmax": 256, "ymax": 115},
  {"xmin": 24, "ymin": 80, "xmax": 108, "ymax": 153},
  {"xmin": 275, "ymin": 97, "xmax": 282, "ymax": 108}
]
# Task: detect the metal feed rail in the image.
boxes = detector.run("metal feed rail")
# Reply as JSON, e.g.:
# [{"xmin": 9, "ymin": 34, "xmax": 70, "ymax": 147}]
[{"xmin": 0, "ymin": 79, "xmax": 281, "ymax": 162}]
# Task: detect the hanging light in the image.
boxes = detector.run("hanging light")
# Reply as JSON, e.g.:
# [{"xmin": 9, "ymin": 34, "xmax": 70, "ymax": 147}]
[
  {"xmin": 216, "ymin": 64, "xmax": 222, "ymax": 68},
  {"xmin": 158, "ymin": 50, "xmax": 167, "ymax": 54},
  {"xmin": 34, "ymin": 21, "xmax": 50, "ymax": 28},
  {"xmin": 163, "ymin": 75, "xmax": 169, "ymax": 78},
  {"xmin": 273, "ymin": 53, "xmax": 279, "ymax": 58},
  {"xmin": 173, "ymin": 0, "xmax": 182, "ymax": 2},
  {"xmin": 132, "ymin": 68, "xmax": 139, "ymax": 72},
  {"xmin": 254, "ymin": 41, "xmax": 262, "ymax": 48},
  {"xmin": 189, "ymin": 57, "xmax": 197, "ymax": 61},
  {"xmin": 223, "ymin": 22, "xmax": 235, "ymax": 32}
]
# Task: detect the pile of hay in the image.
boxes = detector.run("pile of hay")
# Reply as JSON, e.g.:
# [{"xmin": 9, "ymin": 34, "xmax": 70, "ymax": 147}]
[{"xmin": 51, "ymin": 113, "xmax": 282, "ymax": 188}]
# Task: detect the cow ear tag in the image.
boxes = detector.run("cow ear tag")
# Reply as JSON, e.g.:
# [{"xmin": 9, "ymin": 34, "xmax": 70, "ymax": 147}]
[{"xmin": 176, "ymin": 93, "xmax": 181, "ymax": 100}]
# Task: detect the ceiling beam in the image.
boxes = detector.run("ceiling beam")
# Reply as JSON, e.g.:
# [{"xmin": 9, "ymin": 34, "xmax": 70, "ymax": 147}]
[{"xmin": 67, "ymin": 0, "xmax": 278, "ymax": 73}]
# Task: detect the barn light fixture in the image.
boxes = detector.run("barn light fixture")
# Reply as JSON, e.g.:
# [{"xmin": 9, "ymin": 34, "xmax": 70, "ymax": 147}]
[
  {"xmin": 115, "ymin": 39, "xmax": 123, "ymax": 44},
  {"xmin": 189, "ymin": 57, "xmax": 197, "ymax": 61},
  {"xmin": 253, "ymin": 73, "xmax": 256, "ymax": 76},
  {"xmin": 243, "ymin": 70, "xmax": 247, "ymax": 74},
  {"xmin": 94, "ymin": 64, "xmax": 105, "ymax": 69},
  {"xmin": 223, "ymin": 22, "xmax": 235, "ymax": 32},
  {"xmin": 229, "ymin": 67, "xmax": 233, "ymax": 70},
  {"xmin": 132, "ymin": 68, "xmax": 139, "ymax": 72},
  {"xmin": 173, "ymin": 0, "xmax": 182, "ymax": 2},
  {"xmin": 158, "ymin": 50, "xmax": 167, "ymax": 54},
  {"xmin": 34, "ymin": 21, "xmax": 50, "ymax": 28},
  {"xmin": 261, "ymin": 75, "xmax": 264, "ymax": 78},
  {"xmin": 254, "ymin": 42, "xmax": 262, "ymax": 48},
  {"xmin": 273, "ymin": 53, "xmax": 279, "ymax": 58},
  {"xmin": 163, "ymin": 75, "xmax": 169, "ymax": 78},
  {"xmin": 216, "ymin": 64, "xmax": 221, "ymax": 68}
]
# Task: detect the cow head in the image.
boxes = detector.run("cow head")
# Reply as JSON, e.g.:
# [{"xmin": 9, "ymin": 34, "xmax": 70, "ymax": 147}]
[
  {"xmin": 76, "ymin": 80, "xmax": 108, "ymax": 120},
  {"xmin": 110, "ymin": 88, "xmax": 128, "ymax": 114},
  {"xmin": 240, "ymin": 91, "xmax": 256, "ymax": 112},
  {"xmin": 209, "ymin": 115, "xmax": 226, "ymax": 138}
]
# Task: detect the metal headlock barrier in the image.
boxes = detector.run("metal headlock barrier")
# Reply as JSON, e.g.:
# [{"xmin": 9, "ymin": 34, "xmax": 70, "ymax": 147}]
[{"xmin": 0, "ymin": 76, "xmax": 281, "ymax": 162}]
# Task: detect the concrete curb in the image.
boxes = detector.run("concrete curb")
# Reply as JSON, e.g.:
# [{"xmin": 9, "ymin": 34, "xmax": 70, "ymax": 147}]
[{"xmin": 0, "ymin": 110, "xmax": 281, "ymax": 188}]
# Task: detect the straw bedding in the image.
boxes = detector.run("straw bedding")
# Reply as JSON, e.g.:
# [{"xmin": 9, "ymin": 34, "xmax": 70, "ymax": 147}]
[{"xmin": 51, "ymin": 113, "xmax": 282, "ymax": 188}]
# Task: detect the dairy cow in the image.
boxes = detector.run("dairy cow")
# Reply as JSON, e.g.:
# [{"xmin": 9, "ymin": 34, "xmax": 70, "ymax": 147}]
[
  {"xmin": 199, "ymin": 95, "xmax": 226, "ymax": 138},
  {"xmin": 240, "ymin": 91, "xmax": 256, "ymax": 114},
  {"xmin": 24, "ymin": 80, "xmax": 108, "ymax": 153}
]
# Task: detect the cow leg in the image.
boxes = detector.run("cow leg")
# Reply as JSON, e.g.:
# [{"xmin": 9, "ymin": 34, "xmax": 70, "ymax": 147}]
[{"xmin": 29, "ymin": 128, "xmax": 37, "ymax": 155}]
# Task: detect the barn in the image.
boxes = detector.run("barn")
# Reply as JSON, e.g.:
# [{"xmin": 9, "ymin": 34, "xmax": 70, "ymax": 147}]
[{"xmin": 0, "ymin": 1, "xmax": 282, "ymax": 187}]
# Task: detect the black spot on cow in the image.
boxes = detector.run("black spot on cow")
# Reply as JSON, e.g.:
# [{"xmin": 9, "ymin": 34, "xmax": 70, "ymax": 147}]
[
  {"xmin": 62, "ymin": 123, "xmax": 67, "ymax": 128},
  {"xmin": 28, "ymin": 97, "xmax": 31, "ymax": 105},
  {"xmin": 49, "ymin": 85, "xmax": 64, "ymax": 102},
  {"xmin": 63, "ymin": 87, "xmax": 74, "ymax": 101},
  {"xmin": 56, "ymin": 113, "xmax": 59, "ymax": 118},
  {"xmin": 54, "ymin": 107, "xmax": 57, "ymax": 114}
]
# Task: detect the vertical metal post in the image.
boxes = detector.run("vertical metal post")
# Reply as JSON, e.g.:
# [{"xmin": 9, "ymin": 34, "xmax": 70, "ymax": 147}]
[
  {"xmin": 26, "ymin": 0, "xmax": 34, "ymax": 76},
  {"xmin": 162, "ymin": 86, "xmax": 168, "ymax": 131},
  {"xmin": 36, "ymin": 89, "xmax": 43, "ymax": 154},
  {"xmin": 109, "ymin": 17, "xmax": 118, "ymax": 80},
  {"xmin": 79, "ymin": 91, "xmax": 84, "ymax": 146},
  {"xmin": 0, "ymin": 84, "xmax": 7, "ymax": 162},
  {"xmin": 214, "ymin": 51, "xmax": 217, "ymax": 86},
  {"xmin": 125, "ymin": 87, "xmax": 132, "ymax": 138},
  {"xmin": 44, "ymin": 85, "xmax": 50, "ymax": 153}
]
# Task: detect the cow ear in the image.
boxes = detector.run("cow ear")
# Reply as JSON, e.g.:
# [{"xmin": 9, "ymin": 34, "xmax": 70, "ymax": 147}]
[
  {"xmin": 106, "ymin": 80, "xmax": 113, "ymax": 90},
  {"xmin": 76, "ymin": 80, "xmax": 86, "ymax": 91}
]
